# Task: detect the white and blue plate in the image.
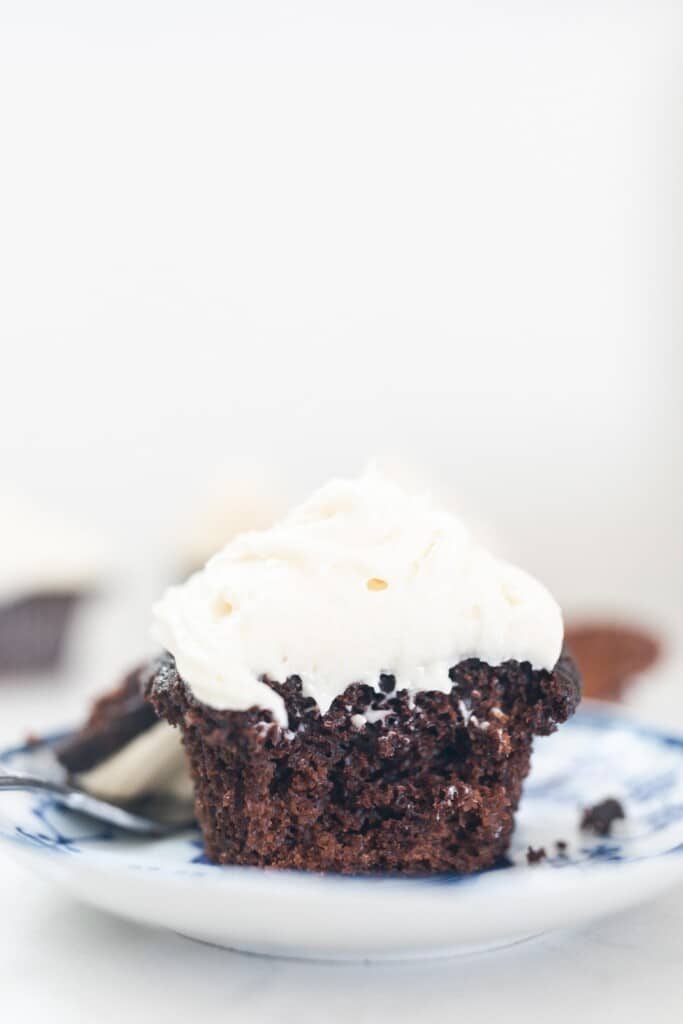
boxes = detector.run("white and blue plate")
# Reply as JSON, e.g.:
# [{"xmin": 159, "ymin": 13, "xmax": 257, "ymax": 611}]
[{"xmin": 1, "ymin": 701, "xmax": 683, "ymax": 961}]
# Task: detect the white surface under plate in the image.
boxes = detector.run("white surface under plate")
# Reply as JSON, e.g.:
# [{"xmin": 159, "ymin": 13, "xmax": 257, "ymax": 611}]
[{"xmin": 1, "ymin": 703, "xmax": 682, "ymax": 961}]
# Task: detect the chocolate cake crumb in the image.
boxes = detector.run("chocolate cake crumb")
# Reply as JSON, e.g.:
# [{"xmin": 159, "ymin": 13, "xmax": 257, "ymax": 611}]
[
  {"xmin": 581, "ymin": 798, "xmax": 625, "ymax": 837},
  {"xmin": 526, "ymin": 845, "xmax": 547, "ymax": 864},
  {"xmin": 379, "ymin": 674, "xmax": 395, "ymax": 694},
  {"xmin": 147, "ymin": 650, "xmax": 581, "ymax": 875}
]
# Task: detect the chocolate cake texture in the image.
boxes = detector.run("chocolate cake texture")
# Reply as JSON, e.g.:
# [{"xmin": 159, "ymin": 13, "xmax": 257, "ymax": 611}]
[{"xmin": 147, "ymin": 651, "xmax": 580, "ymax": 875}]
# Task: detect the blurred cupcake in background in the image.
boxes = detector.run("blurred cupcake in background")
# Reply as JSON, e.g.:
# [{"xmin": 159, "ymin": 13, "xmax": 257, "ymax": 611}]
[
  {"xmin": 179, "ymin": 461, "xmax": 291, "ymax": 578},
  {"xmin": 0, "ymin": 491, "xmax": 104, "ymax": 675},
  {"xmin": 564, "ymin": 619, "xmax": 661, "ymax": 703}
]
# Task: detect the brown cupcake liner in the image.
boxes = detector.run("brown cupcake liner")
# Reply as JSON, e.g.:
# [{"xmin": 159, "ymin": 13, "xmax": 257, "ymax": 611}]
[{"xmin": 0, "ymin": 593, "xmax": 81, "ymax": 674}]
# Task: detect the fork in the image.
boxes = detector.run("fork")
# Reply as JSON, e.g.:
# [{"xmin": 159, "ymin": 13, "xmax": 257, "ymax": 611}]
[{"xmin": 0, "ymin": 768, "xmax": 194, "ymax": 836}]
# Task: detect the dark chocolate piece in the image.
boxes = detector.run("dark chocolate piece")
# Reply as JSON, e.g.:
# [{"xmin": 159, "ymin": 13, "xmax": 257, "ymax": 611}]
[
  {"xmin": 581, "ymin": 798, "xmax": 625, "ymax": 837},
  {"xmin": 526, "ymin": 846, "xmax": 547, "ymax": 864},
  {"xmin": 57, "ymin": 664, "xmax": 157, "ymax": 773},
  {"xmin": 147, "ymin": 651, "xmax": 581, "ymax": 875}
]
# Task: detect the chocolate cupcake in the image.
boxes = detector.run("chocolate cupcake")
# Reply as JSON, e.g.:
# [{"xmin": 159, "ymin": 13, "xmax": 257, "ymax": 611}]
[
  {"xmin": 148, "ymin": 471, "xmax": 580, "ymax": 875},
  {"xmin": 0, "ymin": 492, "xmax": 103, "ymax": 674}
]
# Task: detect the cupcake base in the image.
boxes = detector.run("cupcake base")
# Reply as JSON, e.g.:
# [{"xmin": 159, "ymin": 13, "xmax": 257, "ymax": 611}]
[{"xmin": 147, "ymin": 654, "xmax": 580, "ymax": 875}]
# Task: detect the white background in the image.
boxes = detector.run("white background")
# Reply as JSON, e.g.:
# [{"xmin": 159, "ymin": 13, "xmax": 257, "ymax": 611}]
[
  {"xmin": 1, "ymin": 2, "xmax": 682, "ymax": 1019},
  {"xmin": 2, "ymin": 1, "xmax": 682, "ymax": 610}
]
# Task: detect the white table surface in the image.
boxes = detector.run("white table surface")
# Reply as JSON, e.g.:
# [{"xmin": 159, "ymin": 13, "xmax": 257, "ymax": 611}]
[
  {"xmin": 1, "ymin": 857, "xmax": 681, "ymax": 1024},
  {"xmin": 1, "ymin": 595, "xmax": 682, "ymax": 1022}
]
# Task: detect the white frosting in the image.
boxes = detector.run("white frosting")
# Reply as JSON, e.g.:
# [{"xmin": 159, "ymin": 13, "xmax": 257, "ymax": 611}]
[
  {"xmin": 0, "ymin": 491, "xmax": 104, "ymax": 601},
  {"xmin": 152, "ymin": 470, "xmax": 563, "ymax": 727}
]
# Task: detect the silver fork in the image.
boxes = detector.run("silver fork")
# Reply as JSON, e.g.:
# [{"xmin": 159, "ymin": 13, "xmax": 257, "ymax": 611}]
[{"xmin": 0, "ymin": 768, "xmax": 194, "ymax": 837}]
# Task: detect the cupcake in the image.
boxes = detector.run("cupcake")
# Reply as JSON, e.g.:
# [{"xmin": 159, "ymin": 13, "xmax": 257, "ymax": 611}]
[
  {"xmin": 148, "ymin": 471, "xmax": 581, "ymax": 874},
  {"xmin": 0, "ymin": 492, "xmax": 103, "ymax": 674}
]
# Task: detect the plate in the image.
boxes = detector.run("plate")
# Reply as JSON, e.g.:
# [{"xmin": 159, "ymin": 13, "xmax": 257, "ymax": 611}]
[{"xmin": 1, "ymin": 703, "xmax": 683, "ymax": 961}]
